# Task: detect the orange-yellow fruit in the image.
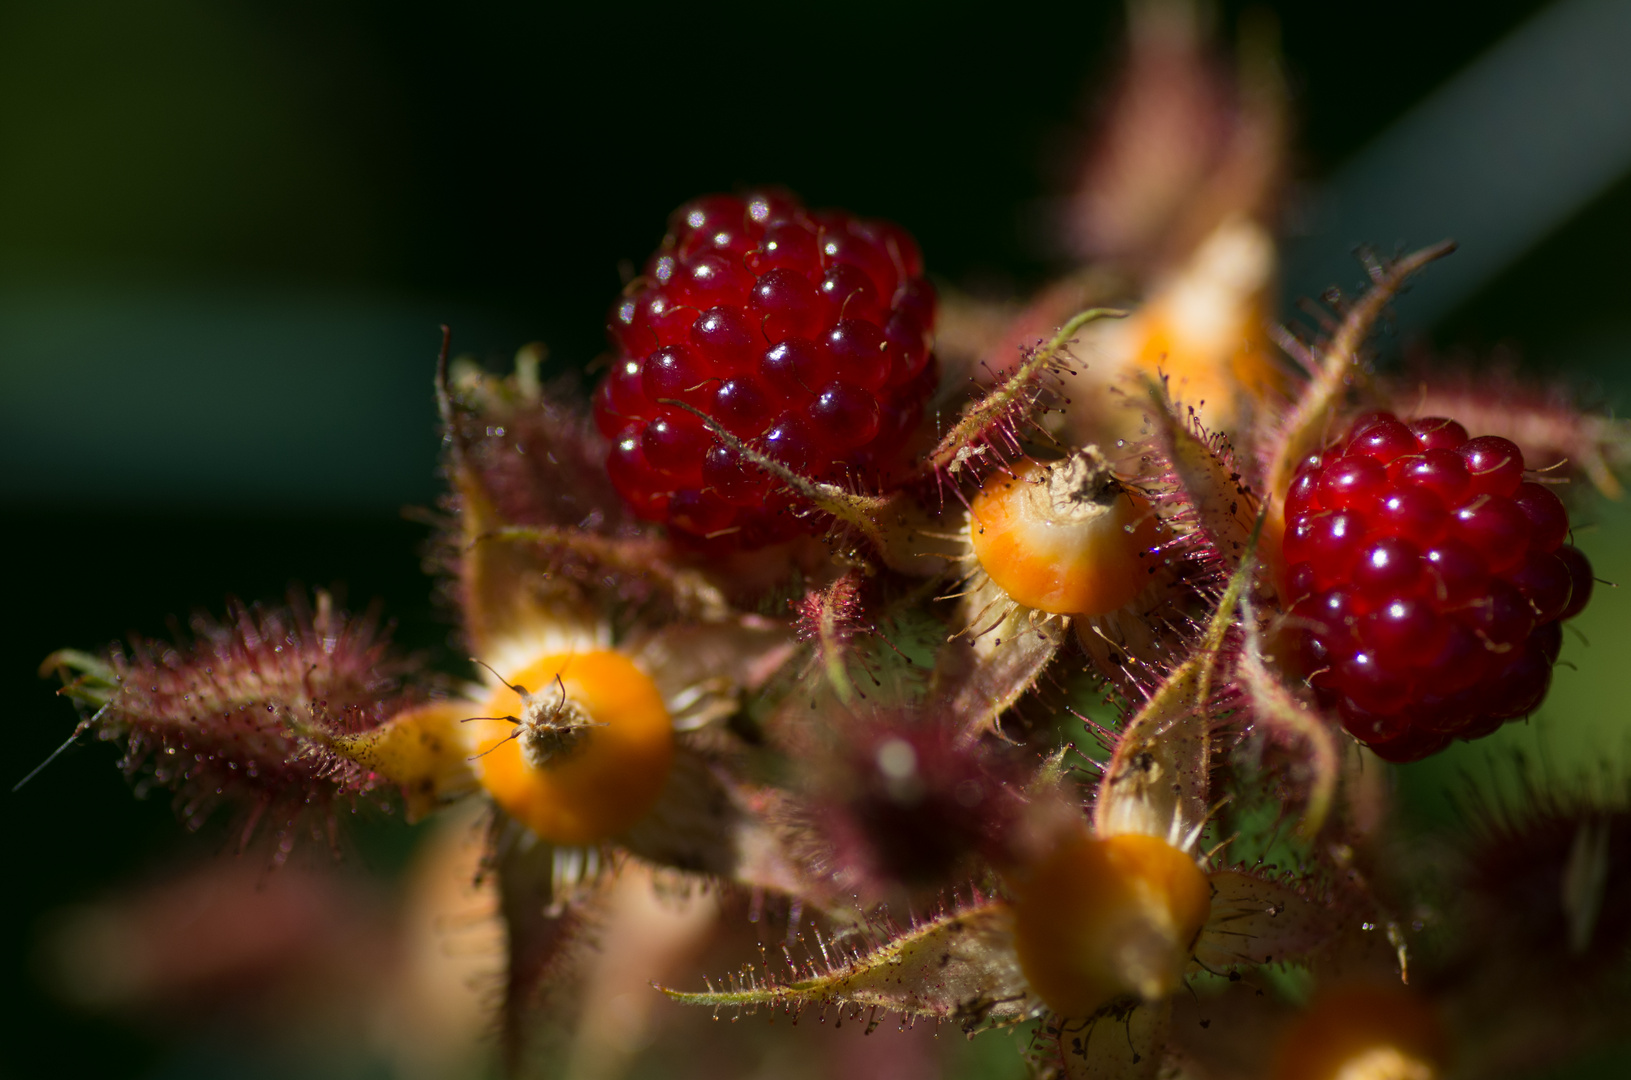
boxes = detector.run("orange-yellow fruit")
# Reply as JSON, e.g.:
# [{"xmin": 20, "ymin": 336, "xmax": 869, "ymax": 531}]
[
  {"xmin": 472, "ymin": 650, "xmax": 674, "ymax": 846},
  {"xmin": 1128, "ymin": 298, "xmax": 1287, "ymax": 427},
  {"xmin": 1006, "ymin": 826, "xmax": 1210, "ymax": 1018},
  {"xmin": 1271, "ymin": 983, "xmax": 1447, "ymax": 1080},
  {"xmin": 1122, "ymin": 218, "xmax": 1290, "ymax": 430},
  {"xmin": 1064, "ymin": 219, "xmax": 1291, "ymax": 445},
  {"xmin": 969, "ymin": 453, "xmax": 1159, "ymax": 616}
]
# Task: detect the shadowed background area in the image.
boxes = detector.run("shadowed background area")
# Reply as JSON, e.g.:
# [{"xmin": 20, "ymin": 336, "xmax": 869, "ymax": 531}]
[{"xmin": 5, "ymin": 1, "xmax": 1630, "ymax": 1077}]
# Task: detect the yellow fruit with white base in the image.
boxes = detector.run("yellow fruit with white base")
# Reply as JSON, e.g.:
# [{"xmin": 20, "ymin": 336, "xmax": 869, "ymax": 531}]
[{"xmin": 968, "ymin": 451, "xmax": 1159, "ymax": 617}]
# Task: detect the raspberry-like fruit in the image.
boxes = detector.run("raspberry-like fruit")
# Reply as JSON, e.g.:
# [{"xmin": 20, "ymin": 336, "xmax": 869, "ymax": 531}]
[
  {"xmin": 1285, "ymin": 412, "xmax": 1594, "ymax": 762},
  {"xmin": 593, "ymin": 190, "xmax": 938, "ymax": 548}
]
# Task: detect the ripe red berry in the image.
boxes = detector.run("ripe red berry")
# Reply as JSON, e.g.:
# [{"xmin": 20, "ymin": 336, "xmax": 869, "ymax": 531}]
[
  {"xmin": 595, "ymin": 190, "xmax": 938, "ymax": 548},
  {"xmin": 1286, "ymin": 412, "xmax": 1594, "ymax": 761}
]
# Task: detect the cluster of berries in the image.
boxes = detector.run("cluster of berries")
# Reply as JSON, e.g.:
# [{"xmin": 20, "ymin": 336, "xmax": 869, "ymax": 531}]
[
  {"xmin": 593, "ymin": 191, "xmax": 937, "ymax": 549},
  {"xmin": 592, "ymin": 197, "xmax": 1601, "ymax": 768},
  {"xmin": 1286, "ymin": 413, "xmax": 1593, "ymax": 761}
]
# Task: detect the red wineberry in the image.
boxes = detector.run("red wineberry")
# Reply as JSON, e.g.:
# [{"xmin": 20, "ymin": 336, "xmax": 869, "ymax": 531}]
[
  {"xmin": 750, "ymin": 269, "xmax": 823, "ymax": 342},
  {"xmin": 701, "ymin": 443, "xmax": 771, "ymax": 505},
  {"xmin": 1348, "ymin": 417, "xmax": 1419, "ymax": 463},
  {"xmin": 1283, "ymin": 411, "xmax": 1594, "ymax": 760},
  {"xmin": 1451, "ymin": 495, "xmax": 1531, "ymax": 573},
  {"xmin": 1318, "ymin": 456, "xmax": 1388, "ymax": 509},
  {"xmin": 1373, "ymin": 486, "xmax": 1449, "ymax": 546},
  {"xmin": 1457, "ymin": 435, "xmax": 1525, "ymax": 497},
  {"xmin": 1406, "ymin": 416, "xmax": 1469, "ymax": 450},
  {"xmin": 597, "ymin": 192, "xmax": 937, "ymax": 546},
  {"xmin": 1505, "ymin": 548, "xmax": 1574, "ymax": 623},
  {"xmin": 1555, "ymin": 544, "xmax": 1595, "ymax": 620},
  {"xmin": 1390, "ymin": 448, "xmax": 1471, "ymax": 504},
  {"xmin": 642, "ymin": 344, "xmax": 711, "ymax": 406},
  {"xmin": 1510, "ymin": 481, "xmax": 1569, "ymax": 551}
]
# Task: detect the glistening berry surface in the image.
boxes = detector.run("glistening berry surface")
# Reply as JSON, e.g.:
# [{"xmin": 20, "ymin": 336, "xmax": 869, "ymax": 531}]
[
  {"xmin": 1285, "ymin": 412, "xmax": 1593, "ymax": 762},
  {"xmin": 594, "ymin": 191, "xmax": 938, "ymax": 548}
]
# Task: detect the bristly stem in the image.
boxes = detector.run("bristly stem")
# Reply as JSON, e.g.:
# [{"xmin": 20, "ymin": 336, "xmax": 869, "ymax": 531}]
[
  {"xmin": 925, "ymin": 307, "xmax": 1127, "ymax": 477},
  {"xmin": 1237, "ymin": 595, "xmax": 1341, "ymax": 839},
  {"xmin": 1265, "ymin": 242, "xmax": 1457, "ymax": 514}
]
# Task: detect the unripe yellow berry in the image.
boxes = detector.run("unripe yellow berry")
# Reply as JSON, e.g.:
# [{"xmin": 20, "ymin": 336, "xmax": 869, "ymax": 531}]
[
  {"xmin": 968, "ymin": 452, "xmax": 1159, "ymax": 616},
  {"xmin": 473, "ymin": 650, "xmax": 674, "ymax": 846},
  {"xmin": 1007, "ymin": 826, "xmax": 1210, "ymax": 1018}
]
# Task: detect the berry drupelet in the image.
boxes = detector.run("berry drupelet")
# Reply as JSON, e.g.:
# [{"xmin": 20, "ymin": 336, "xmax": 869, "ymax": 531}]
[
  {"xmin": 594, "ymin": 191, "xmax": 938, "ymax": 548},
  {"xmin": 1285, "ymin": 413, "xmax": 1594, "ymax": 762}
]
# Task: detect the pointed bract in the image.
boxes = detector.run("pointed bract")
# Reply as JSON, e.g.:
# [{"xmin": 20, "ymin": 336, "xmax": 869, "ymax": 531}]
[
  {"xmin": 662, "ymin": 898, "xmax": 1037, "ymax": 1032},
  {"xmin": 1094, "ymin": 546, "xmax": 1255, "ymax": 844},
  {"xmin": 925, "ymin": 308, "xmax": 1126, "ymax": 487}
]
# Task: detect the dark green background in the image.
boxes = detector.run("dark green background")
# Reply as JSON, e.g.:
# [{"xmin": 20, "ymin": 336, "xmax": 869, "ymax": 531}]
[{"xmin": 4, "ymin": 2, "xmax": 1628, "ymax": 1076}]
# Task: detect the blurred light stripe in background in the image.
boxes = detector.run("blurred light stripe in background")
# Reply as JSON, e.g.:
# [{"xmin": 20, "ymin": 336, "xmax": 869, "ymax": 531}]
[
  {"xmin": 0, "ymin": 277, "xmax": 520, "ymax": 510},
  {"xmin": 5, "ymin": 0, "xmax": 1631, "ymax": 512},
  {"xmin": 1282, "ymin": 0, "xmax": 1631, "ymax": 326}
]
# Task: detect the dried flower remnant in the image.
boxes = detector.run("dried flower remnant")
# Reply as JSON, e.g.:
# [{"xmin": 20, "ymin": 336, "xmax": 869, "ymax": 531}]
[
  {"xmin": 943, "ymin": 441, "xmax": 1181, "ymax": 720},
  {"xmin": 1063, "ymin": 217, "xmax": 1293, "ymax": 448},
  {"xmin": 1006, "ymin": 824, "xmax": 1211, "ymax": 1019},
  {"xmin": 333, "ymin": 587, "xmax": 802, "ymax": 886},
  {"xmin": 472, "ymin": 650, "xmax": 675, "ymax": 846}
]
